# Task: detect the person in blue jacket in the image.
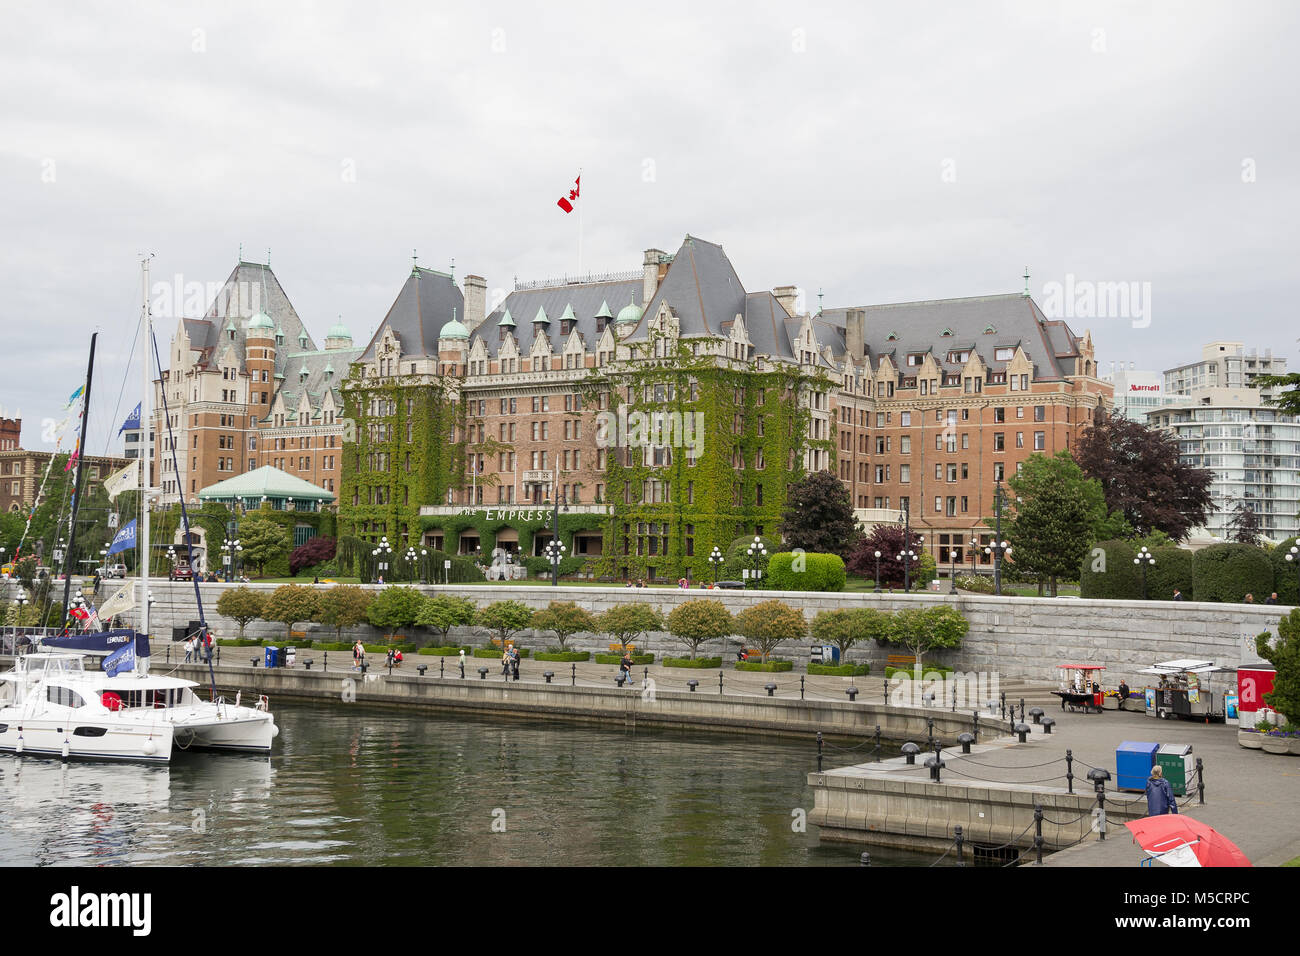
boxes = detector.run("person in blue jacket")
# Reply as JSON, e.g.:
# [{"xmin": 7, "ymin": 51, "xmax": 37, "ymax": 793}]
[{"xmin": 1145, "ymin": 765, "xmax": 1179, "ymax": 815}]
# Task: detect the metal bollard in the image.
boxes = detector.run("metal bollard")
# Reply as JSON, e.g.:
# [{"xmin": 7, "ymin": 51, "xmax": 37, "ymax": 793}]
[
  {"xmin": 303, "ymin": 659, "xmax": 314, "ymax": 671},
  {"xmin": 957, "ymin": 732, "xmax": 974, "ymax": 754},
  {"xmin": 417, "ymin": 664, "xmax": 427, "ymax": 677},
  {"xmin": 439, "ymin": 658, "xmax": 444, "ymax": 679},
  {"xmin": 687, "ymin": 679, "xmax": 699, "ymax": 692},
  {"xmin": 1019, "ymin": 697, "xmax": 1026, "ymax": 722},
  {"xmin": 1196, "ymin": 757, "xmax": 1205, "ymax": 805},
  {"xmin": 360, "ymin": 660, "xmax": 369, "ymax": 674},
  {"xmin": 478, "ymin": 666, "xmax": 488, "ymax": 680},
  {"xmin": 1087, "ymin": 768, "xmax": 1111, "ymax": 840},
  {"xmin": 1029, "ymin": 706, "xmax": 1044, "ymax": 725},
  {"xmin": 926, "ymin": 717, "xmax": 936, "ymax": 750},
  {"xmin": 800, "ymin": 675, "xmax": 805, "ymax": 700},
  {"xmin": 951, "ymin": 682, "xmax": 957, "ymax": 712},
  {"xmin": 874, "ymin": 725, "xmax": 882, "ymax": 758},
  {"xmin": 250, "ymin": 657, "xmax": 259, "ymax": 668},
  {"xmin": 846, "ymin": 686, "xmax": 859, "ymax": 701},
  {"xmin": 954, "ymin": 825, "xmax": 964, "ymax": 866},
  {"xmin": 883, "ymin": 678, "xmax": 889, "ymax": 706},
  {"xmin": 1066, "ymin": 749, "xmax": 1074, "ymax": 794},
  {"xmin": 926, "ymin": 751, "xmax": 944, "ymax": 782},
  {"xmin": 322, "ymin": 650, "xmax": 325, "ymax": 669},
  {"xmin": 1034, "ymin": 804, "xmax": 1044, "ymax": 865},
  {"xmin": 1014, "ymin": 722, "xmax": 1030, "ymax": 743},
  {"xmin": 1000, "ymin": 691, "xmax": 1007, "ymax": 720},
  {"xmin": 817, "ymin": 731, "xmax": 823, "ymax": 772},
  {"xmin": 764, "ymin": 682, "xmax": 777, "ymax": 697},
  {"xmin": 571, "ymin": 663, "xmax": 576, "ymax": 686},
  {"xmin": 718, "ymin": 672, "xmax": 723, "ymax": 695},
  {"xmin": 901, "ymin": 742, "xmax": 920, "ymax": 765},
  {"xmin": 972, "ymin": 710, "xmax": 980, "ymax": 743},
  {"xmin": 543, "ymin": 671, "xmax": 555, "ymax": 684},
  {"xmin": 1040, "ymin": 716, "xmax": 1055, "ymax": 735},
  {"xmin": 859, "ymin": 851, "xmax": 871, "ymax": 867}
]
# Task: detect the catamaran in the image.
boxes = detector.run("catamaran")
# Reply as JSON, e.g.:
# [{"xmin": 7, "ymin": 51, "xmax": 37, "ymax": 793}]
[{"xmin": 0, "ymin": 257, "xmax": 277, "ymax": 761}]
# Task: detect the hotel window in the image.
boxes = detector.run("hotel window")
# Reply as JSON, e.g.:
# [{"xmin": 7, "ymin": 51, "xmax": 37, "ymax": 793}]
[
  {"xmin": 1016, "ymin": 432, "xmax": 1024, "ymax": 448},
  {"xmin": 961, "ymin": 434, "xmax": 969, "ymax": 449},
  {"xmin": 1016, "ymin": 406, "xmax": 1024, "ymax": 418},
  {"xmin": 1034, "ymin": 405, "xmax": 1046, "ymax": 422},
  {"xmin": 900, "ymin": 436, "xmax": 911, "ymax": 454},
  {"xmin": 935, "ymin": 464, "xmax": 943, "ymax": 480},
  {"xmin": 900, "ymin": 464, "xmax": 910, "ymax": 483},
  {"xmin": 1034, "ymin": 431, "xmax": 1045, "ymax": 450},
  {"xmin": 947, "ymin": 464, "xmax": 957, "ymax": 482},
  {"xmin": 994, "ymin": 433, "xmax": 1005, "ymax": 451},
  {"xmin": 900, "ymin": 411, "xmax": 911, "ymax": 426},
  {"xmin": 994, "ymin": 462, "xmax": 1005, "ymax": 481},
  {"xmin": 934, "ymin": 496, "xmax": 942, "ymax": 514}
]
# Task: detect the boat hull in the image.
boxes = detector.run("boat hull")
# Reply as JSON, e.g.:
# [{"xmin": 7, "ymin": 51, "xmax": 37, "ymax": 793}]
[
  {"xmin": 170, "ymin": 708, "xmax": 278, "ymax": 754},
  {"xmin": 0, "ymin": 716, "xmax": 173, "ymax": 763}
]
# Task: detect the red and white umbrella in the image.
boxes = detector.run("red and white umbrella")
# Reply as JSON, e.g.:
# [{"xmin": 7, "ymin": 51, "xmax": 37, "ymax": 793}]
[{"xmin": 1125, "ymin": 815, "xmax": 1252, "ymax": 867}]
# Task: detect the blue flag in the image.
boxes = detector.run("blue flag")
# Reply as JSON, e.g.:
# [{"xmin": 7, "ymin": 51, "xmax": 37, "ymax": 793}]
[
  {"xmin": 104, "ymin": 643, "xmax": 136, "ymax": 677},
  {"xmin": 106, "ymin": 519, "xmax": 137, "ymax": 556},
  {"xmin": 118, "ymin": 402, "xmax": 142, "ymax": 435}
]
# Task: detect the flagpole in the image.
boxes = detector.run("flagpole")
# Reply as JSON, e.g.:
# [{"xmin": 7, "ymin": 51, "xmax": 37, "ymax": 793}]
[
  {"xmin": 577, "ymin": 167, "xmax": 583, "ymax": 275},
  {"xmin": 139, "ymin": 257, "xmax": 151, "ymax": 669},
  {"xmin": 61, "ymin": 332, "xmax": 98, "ymax": 626}
]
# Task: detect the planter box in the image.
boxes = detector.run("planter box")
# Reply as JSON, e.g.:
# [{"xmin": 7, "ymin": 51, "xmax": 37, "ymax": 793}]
[
  {"xmin": 1261, "ymin": 736, "xmax": 1294, "ymax": 755},
  {"xmin": 1238, "ymin": 730, "xmax": 1264, "ymax": 750}
]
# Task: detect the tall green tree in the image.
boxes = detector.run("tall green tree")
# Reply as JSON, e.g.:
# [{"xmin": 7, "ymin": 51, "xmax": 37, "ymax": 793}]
[
  {"xmin": 598, "ymin": 602, "xmax": 662, "ymax": 653},
  {"xmin": 476, "ymin": 600, "xmax": 535, "ymax": 648},
  {"xmin": 735, "ymin": 599, "xmax": 806, "ymax": 663},
  {"xmin": 999, "ymin": 451, "xmax": 1121, "ymax": 596},
  {"xmin": 415, "ymin": 594, "xmax": 477, "ymax": 645},
  {"xmin": 238, "ymin": 516, "xmax": 291, "ymax": 577},
  {"xmin": 1257, "ymin": 608, "xmax": 1300, "ymax": 726},
  {"xmin": 530, "ymin": 600, "xmax": 598, "ymax": 651},
  {"xmin": 215, "ymin": 586, "xmax": 267, "ymax": 639},
  {"xmin": 316, "ymin": 584, "xmax": 374, "ymax": 644},
  {"xmin": 261, "ymin": 584, "xmax": 320, "ymax": 642},
  {"xmin": 778, "ymin": 471, "xmax": 860, "ymax": 559},
  {"xmin": 366, "ymin": 586, "xmax": 425, "ymax": 643},
  {"xmin": 885, "ymin": 606, "xmax": 968, "ymax": 671},
  {"xmin": 1254, "ymin": 371, "xmax": 1300, "ymax": 419}
]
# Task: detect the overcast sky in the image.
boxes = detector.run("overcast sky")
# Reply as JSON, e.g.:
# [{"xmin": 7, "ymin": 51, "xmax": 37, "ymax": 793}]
[{"xmin": 3, "ymin": 0, "xmax": 1297, "ymax": 454}]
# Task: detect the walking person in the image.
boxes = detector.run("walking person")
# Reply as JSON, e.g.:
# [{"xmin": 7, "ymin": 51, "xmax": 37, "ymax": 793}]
[
  {"xmin": 353, "ymin": 639, "xmax": 365, "ymax": 672},
  {"xmin": 184, "ymin": 635, "xmax": 194, "ymax": 663},
  {"xmin": 619, "ymin": 652, "xmax": 633, "ymax": 687},
  {"xmin": 458, "ymin": 648, "xmax": 466, "ymax": 679},
  {"xmin": 510, "ymin": 645, "xmax": 520, "ymax": 681},
  {"xmin": 1172, "ymin": 589, "xmax": 1184, "ymax": 601},
  {"xmin": 1145, "ymin": 765, "xmax": 1179, "ymax": 816},
  {"xmin": 501, "ymin": 645, "xmax": 511, "ymax": 677}
]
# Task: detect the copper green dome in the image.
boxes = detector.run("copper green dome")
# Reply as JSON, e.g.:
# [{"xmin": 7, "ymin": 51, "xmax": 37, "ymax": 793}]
[
  {"xmin": 615, "ymin": 299, "xmax": 643, "ymax": 325},
  {"xmin": 248, "ymin": 311, "xmax": 274, "ymax": 331}
]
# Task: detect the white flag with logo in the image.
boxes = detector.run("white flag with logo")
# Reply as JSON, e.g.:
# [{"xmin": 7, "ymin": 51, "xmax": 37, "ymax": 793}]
[
  {"xmin": 103, "ymin": 461, "xmax": 139, "ymax": 500},
  {"xmin": 97, "ymin": 581, "xmax": 136, "ymax": 619}
]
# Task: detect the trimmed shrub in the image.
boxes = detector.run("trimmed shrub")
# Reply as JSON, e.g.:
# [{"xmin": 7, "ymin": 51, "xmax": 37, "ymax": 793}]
[
  {"xmin": 956, "ymin": 574, "xmax": 994, "ymax": 594},
  {"xmin": 534, "ymin": 650, "xmax": 591, "ymax": 662},
  {"xmin": 887, "ymin": 664, "xmax": 954, "ymax": 679},
  {"xmin": 595, "ymin": 652, "xmax": 654, "ymax": 665},
  {"xmin": 766, "ymin": 552, "xmax": 847, "ymax": 592},
  {"xmin": 808, "ymin": 662, "xmax": 871, "ymax": 677},
  {"xmin": 735, "ymin": 660, "xmax": 794, "ymax": 672},
  {"xmin": 417, "ymin": 645, "xmax": 474, "ymax": 656},
  {"xmin": 663, "ymin": 656, "xmax": 723, "ymax": 668},
  {"xmin": 1147, "ymin": 547, "xmax": 1195, "ymax": 602},
  {"xmin": 473, "ymin": 647, "xmax": 531, "ymax": 658},
  {"xmin": 1193, "ymin": 543, "xmax": 1273, "ymax": 604},
  {"xmin": 1079, "ymin": 540, "xmax": 1141, "ymax": 600},
  {"xmin": 1270, "ymin": 537, "xmax": 1300, "ymax": 606}
]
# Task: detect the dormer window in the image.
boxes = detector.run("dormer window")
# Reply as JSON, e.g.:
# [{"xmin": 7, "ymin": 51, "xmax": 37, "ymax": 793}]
[
  {"xmin": 984, "ymin": 325, "xmax": 997, "ymax": 334},
  {"xmin": 886, "ymin": 331, "xmax": 898, "ymax": 341},
  {"xmin": 994, "ymin": 347, "xmax": 1015, "ymax": 362},
  {"xmin": 906, "ymin": 353, "xmax": 926, "ymax": 367},
  {"xmin": 939, "ymin": 328, "xmax": 954, "ymax": 337},
  {"xmin": 946, "ymin": 350, "xmax": 971, "ymax": 364}
]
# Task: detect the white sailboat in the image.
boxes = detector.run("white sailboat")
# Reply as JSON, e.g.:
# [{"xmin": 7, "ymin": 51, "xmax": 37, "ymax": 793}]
[{"xmin": 0, "ymin": 257, "xmax": 278, "ymax": 761}]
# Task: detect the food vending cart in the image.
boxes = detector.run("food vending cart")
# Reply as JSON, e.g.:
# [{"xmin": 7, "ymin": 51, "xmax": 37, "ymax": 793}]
[
  {"xmin": 1139, "ymin": 660, "xmax": 1233, "ymax": 722},
  {"xmin": 1052, "ymin": 664, "xmax": 1106, "ymax": 713}
]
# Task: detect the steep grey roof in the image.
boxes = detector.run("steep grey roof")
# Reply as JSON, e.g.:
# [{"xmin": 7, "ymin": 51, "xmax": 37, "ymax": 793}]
[
  {"xmin": 475, "ymin": 278, "xmax": 642, "ymax": 358},
  {"xmin": 361, "ymin": 267, "xmax": 466, "ymax": 361},
  {"xmin": 192, "ymin": 261, "xmax": 315, "ymax": 378},
  {"xmin": 819, "ymin": 294, "xmax": 1079, "ymax": 381},
  {"xmin": 270, "ymin": 344, "xmax": 365, "ymax": 421},
  {"xmin": 743, "ymin": 292, "xmax": 797, "ymax": 360},
  {"xmin": 625, "ymin": 235, "xmax": 746, "ymax": 342}
]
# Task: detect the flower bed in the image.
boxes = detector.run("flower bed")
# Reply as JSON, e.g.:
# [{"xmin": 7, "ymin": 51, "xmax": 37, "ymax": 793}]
[{"xmin": 1238, "ymin": 727, "xmax": 1300, "ymax": 755}]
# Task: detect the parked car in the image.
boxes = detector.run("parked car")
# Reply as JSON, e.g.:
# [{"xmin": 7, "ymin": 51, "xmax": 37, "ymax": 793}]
[
  {"xmin": 104, "ymin": 564, "xmax": 129, "ymax": 579},
  {"xmin": 169, "ymin": 565, "xmax": 193, "ymax": 582}
]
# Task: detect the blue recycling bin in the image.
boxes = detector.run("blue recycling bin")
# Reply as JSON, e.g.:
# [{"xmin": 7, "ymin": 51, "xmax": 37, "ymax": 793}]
[
  {"xmin": 264, "ymin": 646, "xmax": 279, "ymax": 669},
  {"xmin": 1116, "ymin": 740, "xmax": 1159, "ymax": 792}
]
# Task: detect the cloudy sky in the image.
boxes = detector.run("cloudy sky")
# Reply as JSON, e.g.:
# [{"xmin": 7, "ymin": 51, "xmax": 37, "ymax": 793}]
[{"xmin": 3, "ymin": 0, "xmax": 1297, "ymax": 454}]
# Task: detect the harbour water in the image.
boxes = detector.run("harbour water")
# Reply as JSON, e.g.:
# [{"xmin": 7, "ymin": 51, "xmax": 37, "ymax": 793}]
[{"xmin": 0, "ymin": 699, "xmax": 942, "ymax": 866}]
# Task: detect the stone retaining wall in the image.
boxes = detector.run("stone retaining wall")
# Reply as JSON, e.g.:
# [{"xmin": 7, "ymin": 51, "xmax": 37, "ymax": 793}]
[{"xmin": 124, "ymin": 582, "xmax": 1284, "ymax": 683}]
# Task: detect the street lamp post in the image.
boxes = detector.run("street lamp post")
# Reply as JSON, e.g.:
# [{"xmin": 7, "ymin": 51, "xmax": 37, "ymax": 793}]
[
  {"xmin": 708, "ymin": 547, "xmax": 724, "ymax": 584},
  {"xmin": 404, "ymin": 547, "xmax": 418, "ymax": 583},
  {"xmin": 969, "ymin": 537, "xmax": 980, "ymax": 579},
  {"xmin": 987, "ymin": 480, "xmax": 1012, "ymax": 596},
  {"xmin": 873, "ymin": 550, "xmax": 882, "ymax": 593},
  {"xmin": 546, "ymin": 490, "xmax": 569, "ymax": 587},
  {"xmin": 897, "ymin": 549, "xmax": 917, "ymax": 589},
  {"xmin": 746, "ymin": 536, "xmax": 767, "ymax": 590},
  {"xmin": 947, "ymin": 547, "xmax": 959, "ymax": 595},
  {"xmin": 898, "ymin": 501, "xmax": 914, "ymax": 591},
  {"xmin": 222, "ymin": 536, "xmax": 242, "ymax": 582},
  {"xmin": 1134, "ymin": 546, "xmax": 1156, "ymax": 600},
  {"xmin": 372, "ymin": 536, "xmax": 392, "ymax": 584},
  {"xmin": 1286, "ymin": 546, "xmax": 1300, "ymax": 603},
  {"xmin": 544, "ymin": 539, "xmax": 566, "ymax": 586}
]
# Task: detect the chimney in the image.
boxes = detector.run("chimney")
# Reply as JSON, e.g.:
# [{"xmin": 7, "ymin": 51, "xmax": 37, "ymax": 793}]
[
  {"xmin": 464, "ymin": 275, "xmax": 487, "ymax": 333},
  {"xmin": 773, "ymin": 286, "xmax": 799, "ymax": 316},
  {"xmin": 845, "ymin": 309, "xmax": 865, "ymax": 361},
  {"xmin": 643, "ymin": 249, "xmax": 666, "ymax": 305}
]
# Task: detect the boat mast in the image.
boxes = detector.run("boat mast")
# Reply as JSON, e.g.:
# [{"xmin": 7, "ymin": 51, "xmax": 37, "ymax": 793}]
[
  {"xmin": 60, "ymin": 332, "xmax": 98, "ymax": 624},
  {"xmin": 139, "ymin": 257, "xmax": 152, "ymax": 658}
]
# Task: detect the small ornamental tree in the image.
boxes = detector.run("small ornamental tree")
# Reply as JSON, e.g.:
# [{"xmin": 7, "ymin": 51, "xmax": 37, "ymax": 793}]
[
  {"xmin": 735, "ymin": 599, "xmax": 807, "ymax": 663},
  {"xmin": 261, "ymin": 584, "xmax": 320, "ymax": 643},
  {"xmin": 779, "ymin": 471, "xmax": 861, "ymax": 559},
  {"xmin": 1257, "ymin": 608, "xmax": 1300, "ymax": 726},
  {"xmin": 530, "ymin": 601, "xmax": 598, "ymax": 651},
  {"xmin": 215, "ymin": 586, "xmax": 267, "ymax": 639},
  {"xmin": 290, "ymin": 536, "xmax": 337, "ymax": 576},
  {"xmin": 809, "ymin": 607, "xmax": 892, "ymax": 663},
  {"xmin": 666, "ymin": 599, "xmax": 733, "ymax": 660},
  {"xmin": 598, "ymin": 602, "xmax": 663, "ymax": 654},
  {"xmin": 846, "ymin": 525, "xmax": 925, "ymax": 589},
  {"xmin": 416, "ymin": 594, "xmax": 477, "ymax": 645},
  {"xmin": 315, "ymin": 584, "xmax": 373, "ymax": 644},
  {"xmin": 238, "ymin": 517, "xmax": 292, "ymax": 577},
  {"xmin": 476, "ymin": 600, "xmax": 535, "ymax": 648},
  {"xmin": 884, "ymin": 605, "xmax": 969, "ymax": 671},
  {"xmin": 366, "ymin": 586, "xmax": 425, "ymax": 643}
]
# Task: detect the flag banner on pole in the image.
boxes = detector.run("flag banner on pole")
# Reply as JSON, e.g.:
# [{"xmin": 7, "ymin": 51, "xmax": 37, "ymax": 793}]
[
  {"xmin": 104, "ymin": 643, "xmax": 136, "ymax": 677},
  {"xmin": 64, "ymin": 439, "xmax": 79, "ymax": 471},
  {"xmin": 98, "ymin": 582, "xmax": 135, "ymax": 619},
  {"xmin": 557, "ymin": 174, "xmax": 580, "ymax": 213},
  {"xmin": 118, "ymin": 402, "xmax": 142, "ymax": 435},
  {"xmin": 104, "ymin": 461, "xmax": 140, "ymax": 500},
  {"xmin": 64, "ymin": 385, "xmax": 85, "ymax": 409},
  {"xmin": 106, "ymin": 519, "xmax": 137, "ymax": 556}
]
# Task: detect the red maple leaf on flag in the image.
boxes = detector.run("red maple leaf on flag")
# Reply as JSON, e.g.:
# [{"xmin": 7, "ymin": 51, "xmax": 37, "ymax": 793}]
[{"xmin": 557, "ymin": 175, "xmax": 580, "ymax": 213}]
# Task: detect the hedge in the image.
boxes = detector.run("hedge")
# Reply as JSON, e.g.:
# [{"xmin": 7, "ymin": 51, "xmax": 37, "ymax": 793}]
[
  {"xmin": 663, "ymin": 657, "xmax": 723, "ymax": 668},
  {"xmin": 473, "ymin": 647, "xmax": 531, "ymax": 658},
  {"xmin": 1147, "ymin": 546, "xmax": 1195, "ymax": 602},
  {"xmin": 1271, "ymin": 537, "xmax": 1300, "ymax": 606},
  {"xmin": 1193, "ymin": 543, "xmax": 1274, "ymax": 604},
  {"xmin": 735, "ymin": 660, "xmax": 794, "ymax": 672},
  {"xmin": 417, "ymin": 646, "xmax": 475, "ymax": 656},
  {"xmin": 534, "ymin": 651, "xmax": 591, "ymax": 662},
  {"xmin": 886, "ymin": 664, "xmax": 954, "ymax": 679},
  {"xmin": 808, "ymin": 662, "xmax": 871, "ymax": 677},
  {"xmin": 595, "ymin": 653, "xmax": 655, "ymax": 665},
  {"xmin": 766, "ymin": 552, "xmax": 847, "ymax": 592},
  {"xmin": 1079, "ymin": 540, "xmax": 1141, "ymax": 600}
]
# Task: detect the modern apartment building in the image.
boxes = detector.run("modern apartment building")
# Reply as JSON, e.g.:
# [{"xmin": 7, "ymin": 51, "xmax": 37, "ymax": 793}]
[
  {"xmin": 1147, "ymin": 344, "xmax": 1299, "ymax": 542},
  {"xmin": 1101, "ymin": 365, "xmax": 1180, "ymax": 422},
  {"xmin": 340, "ymin": 235, "xmax": 1110, "ymax": 579}
]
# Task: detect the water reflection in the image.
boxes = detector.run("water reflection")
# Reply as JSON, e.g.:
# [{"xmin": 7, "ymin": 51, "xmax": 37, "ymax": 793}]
[{"xmin": 0, "ymin": 701, "xmax": 945, "ymax": 866}]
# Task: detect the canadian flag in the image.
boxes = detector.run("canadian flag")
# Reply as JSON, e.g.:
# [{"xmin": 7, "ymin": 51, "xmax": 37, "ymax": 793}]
[{"xmin": 557, "ymin": 175, "xmax": 580, "ymax": 213}]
